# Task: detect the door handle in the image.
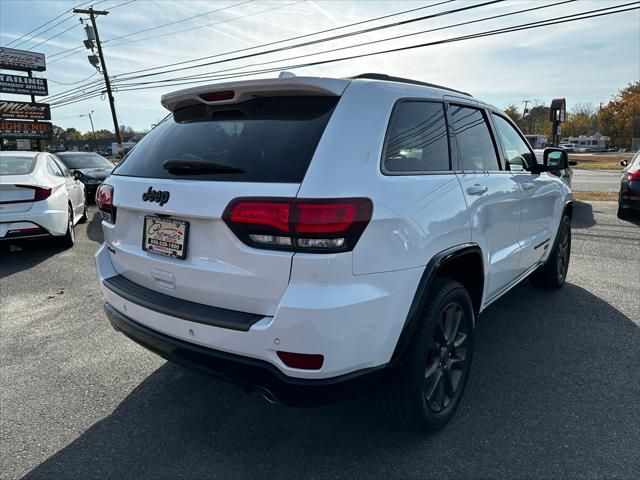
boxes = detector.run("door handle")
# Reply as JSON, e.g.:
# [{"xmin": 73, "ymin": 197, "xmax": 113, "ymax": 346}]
[
  {"xmin": 466, "ymin": 184, "xmax": 488, "ymax": 196},
  {"xmin": 522, "ymin": 183, "xmax": 535, "ymax": 191}
]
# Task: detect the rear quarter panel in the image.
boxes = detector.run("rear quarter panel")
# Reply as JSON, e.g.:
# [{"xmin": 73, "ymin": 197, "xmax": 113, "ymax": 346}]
[{"xmin": 297, "ymin": 81, "xmax": 471, "ymax": 275}]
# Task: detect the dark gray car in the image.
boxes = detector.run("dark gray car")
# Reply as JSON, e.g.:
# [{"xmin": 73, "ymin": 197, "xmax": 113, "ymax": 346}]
[
  {"xmin": 618, "ymin": 151, "xmax": 640, "ymax": 219},
  {"xmin": 54, "ymin": 152, "xmax": 114, "ymax": 201}
]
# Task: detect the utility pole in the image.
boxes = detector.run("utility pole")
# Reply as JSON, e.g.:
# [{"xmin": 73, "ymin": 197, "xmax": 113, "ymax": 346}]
[
  {"xmin": 80, "ymin": 111, "xmax": 96, "ymax": 151},
  {"xmin": 522, "ymin": 100, "xmax": 531, "ymax": 134},
  {"xmin": 73, "ymin": 7, "xmax": 123, "ymax": 153}
]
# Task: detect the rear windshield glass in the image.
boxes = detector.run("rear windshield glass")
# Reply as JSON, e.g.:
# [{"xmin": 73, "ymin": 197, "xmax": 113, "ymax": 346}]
[
  {"xmin": 57, "ymin": 153, "xmax": 113, "ymax": 169},
  {"xmin": 114, "ymin": 96, "xmax": 339, "ymax": 183},
  {"xmin": 0, "ymin": 155, "xmax": 37, "ymax": 175}
]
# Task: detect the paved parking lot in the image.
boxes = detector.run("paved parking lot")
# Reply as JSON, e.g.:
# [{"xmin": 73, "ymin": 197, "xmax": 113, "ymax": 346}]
[
  {"xmin": 1, "ymin": 202, "xmax": 638, "ymax": 480},
  {"xmin": 571, "ymin": 169, "xmax": 621, "ymax": 192}
]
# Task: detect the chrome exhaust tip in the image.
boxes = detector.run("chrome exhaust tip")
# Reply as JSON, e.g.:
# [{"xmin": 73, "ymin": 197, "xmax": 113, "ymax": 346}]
[{"xmin": 258, "ymin": 387, "xmax": 277, "ymax": 404}]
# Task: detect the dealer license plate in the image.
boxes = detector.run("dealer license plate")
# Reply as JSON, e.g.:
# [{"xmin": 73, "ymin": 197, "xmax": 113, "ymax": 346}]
[{"xmin": 142, "ymin": 216, "xmax": 189, "ymax": 260}]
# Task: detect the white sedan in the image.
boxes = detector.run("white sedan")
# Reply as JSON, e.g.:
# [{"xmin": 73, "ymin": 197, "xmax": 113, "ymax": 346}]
[{"xmin": 0, "ymin": 151, "xmax": 87, "ymax": 247}]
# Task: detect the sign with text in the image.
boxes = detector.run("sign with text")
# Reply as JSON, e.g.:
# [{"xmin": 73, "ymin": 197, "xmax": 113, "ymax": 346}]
[
  {"xmin": 0, "ymin": 73, "xmax": 48, "ymax": 96},
  {"xmin": 0, "ymin": 47, "xmax": 46, "ymax": 72},
  {"xmin": 0, "ymin": 100, "xmax": 51, "ymax": 121},
  {"xmin": 0, "ymin": 120, "xmax": 52, "ymax": 139}
]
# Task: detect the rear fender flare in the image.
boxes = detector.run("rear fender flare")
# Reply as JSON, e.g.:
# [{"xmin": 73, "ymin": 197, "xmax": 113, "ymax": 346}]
[{"xmin": 391, "ymin": 243, "xmax": 483, "ymax": 362}]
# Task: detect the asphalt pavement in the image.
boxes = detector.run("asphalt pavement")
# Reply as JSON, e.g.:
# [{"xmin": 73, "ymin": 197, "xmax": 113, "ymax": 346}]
[
  {"xmin": 1, "ymin": 203, "xmax": 639, "ymax": 480},
  {"xmin": 571, "ymin": 169, "xmax": 621, "ymax": 192}
]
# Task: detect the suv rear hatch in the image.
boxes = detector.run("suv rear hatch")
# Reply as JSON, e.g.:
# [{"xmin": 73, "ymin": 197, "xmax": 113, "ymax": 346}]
[{"xmin": 100, "ymin": 78, "xmax": 348, "ymax": 316}]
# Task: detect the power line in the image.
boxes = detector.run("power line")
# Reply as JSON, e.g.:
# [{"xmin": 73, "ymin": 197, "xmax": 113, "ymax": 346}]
[
  {"xmin": 27, "ymin": 23, "xmax": 82, "ymax": 50},
  {"xmin": 117, "ymin": 0, "xmax": 575, "ymax": 88},
  {"xmin": 103, "ymin": 0, "xmax": 305, "ymax": 48},
  {"xmin": 11, "ymin": 1, "xmax": 107, "ymax": 50},
  {"xmin": 106, "ymin": 0, "xmax": 137, "ymax": 10},
  {"xmin": 109, "ymin": 0, "xmax": 456, "ymax": 77},
  {"xmin": 4, "ymin": 0, "xmax": 90, "ymax": 48},
  {"xmin": 47, "ymin": 71, "xmax": 100, "ymax": 86},
  {"xmin": 112, "ymin": 0, "xmax": 475, "ymax": 82},
  {"xmin": 50, "ymin": 2, "xmax": 638, "ymax": 108},
  {"xmin": 44, "ymin": 0, "xmax": 465, "ymax": 104},
  {"xmin": 43, "ymin": 0, "xmax": 457, "ymax": 100},
  {"xmin": 45, "ymin": 0, "xmax": 257, "ymax": 61},
  {"xmin": 102, "ymin": 0, "xmax": 253, "ymax": 44}
]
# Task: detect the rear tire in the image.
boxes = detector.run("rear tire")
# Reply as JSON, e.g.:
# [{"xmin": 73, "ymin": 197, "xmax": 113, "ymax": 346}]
[
  {"xmin": 59, "ymin": 206, "xmax": 75, "ymax": 249},
  {"xmin": 378, "ymin": 278, "xmax": 474, "ymax": 432},
  {"xmin": 617, "ymin": 203, "xmax": 629, "ymax": 220},
  {"xmin": 530, "ymin": 214, "xmax": 571, "ymax": 289}
]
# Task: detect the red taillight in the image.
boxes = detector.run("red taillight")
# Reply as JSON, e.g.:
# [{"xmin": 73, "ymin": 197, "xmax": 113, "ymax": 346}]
[
  {"xmin": 199, "ymin": 90, "xmax": 234, "ymax": 102},
  {"xmin": 222, "ymin": 197, "xmax": 372, "ymax": 253},
  {"xmin": 294, "ymin": 202, "xmax": 358, "ymax": 234},
  {"xmin": 14, "ymin": 185, "xmax": 52, "ymax": 202},
  {"xmin": 96, "ymin": 184, "xmax": 116, "ymax": 223},
  {"xmin": 227, "ymin": 201, "xmax": 290, "ymax": 232},
  {"xmin": 277, "ymin": 351, "xmax": 324, "ymax": 370},
  {"xmin": 628, "ymin": 170, "xmax": 640, "ymax": 181}
]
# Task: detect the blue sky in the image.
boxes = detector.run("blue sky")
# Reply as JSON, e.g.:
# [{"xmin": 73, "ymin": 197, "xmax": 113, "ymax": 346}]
[{"xmin": 1, "ymin": 0, "xmax": 639, "ymax": 133}]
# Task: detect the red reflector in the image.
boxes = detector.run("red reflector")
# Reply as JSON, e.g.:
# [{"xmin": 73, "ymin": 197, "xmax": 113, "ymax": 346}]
[
  {"xmin": 8, "ymin": 227, "xmax": 43, "ymax": 234},
  {"xmin": 628, "ymin": 170, "xmax": 640, "ymax": 181},
  {"xmin": 277, "ymin": 351, "xmax": 324, "ymax": 370},
  {"xmin": 294, "ymin": 202, "xmax": 357, "ymax": 234},
  {"xmin": 199, "ymin": 90, "xmax": 234, "ymax": 102},
  {"xmin": 226, "ymin": 200, "xmax": 290, "ymax": 232},
  {"xmin": 15, "ymin": 185, "xmax": 52, "ymax": 201}
]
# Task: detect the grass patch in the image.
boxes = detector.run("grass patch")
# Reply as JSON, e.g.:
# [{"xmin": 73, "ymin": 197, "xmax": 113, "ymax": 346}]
[
  {"xmin": 569, "ymin": 153, "xmax": 631, "ymax": 171},
  {"xmin": 573, "ymin": 191, "xmax": 618, "ymax": 202}
]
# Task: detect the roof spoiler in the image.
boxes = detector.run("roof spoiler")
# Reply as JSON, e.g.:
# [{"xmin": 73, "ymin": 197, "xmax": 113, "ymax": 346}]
[{"xmin": 161, "ymin": 77, "xmax": 350, "ymax": 112}]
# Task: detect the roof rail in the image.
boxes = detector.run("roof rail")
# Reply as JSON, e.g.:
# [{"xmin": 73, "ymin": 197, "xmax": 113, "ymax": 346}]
[{"xmin": 349, "ymin": 73, "xmax": 472, "ymax": 97}]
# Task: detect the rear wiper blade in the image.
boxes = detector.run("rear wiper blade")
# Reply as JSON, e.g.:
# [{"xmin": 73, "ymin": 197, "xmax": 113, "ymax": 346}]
[{"xmin": 162, "ymin": 159, "xmax": 244, "ymax": 174}]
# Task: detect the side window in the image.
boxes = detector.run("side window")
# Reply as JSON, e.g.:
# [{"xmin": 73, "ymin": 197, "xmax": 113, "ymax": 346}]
[
  {"xmin": 491, "ymin": 114, "xmax": 536, "ymax": 172},
  {"xmin": 383, "ymin": 101, "xmax": 449, "ymax": 173},
  {"xmin": 51, "ymin": 156, "xmax": 71, "ymax": 177},
  {"xmin": 47, "ymin": 157, "xmax": 64, "ymax": 177},
  {"xmin": 449, "ymin": 105, "xmax": 500, "ymax": 171}
]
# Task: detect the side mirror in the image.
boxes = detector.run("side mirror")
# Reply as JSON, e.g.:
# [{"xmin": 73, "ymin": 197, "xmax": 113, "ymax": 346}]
[
  {"xmin": 73, "ymin": 170, "xmax": 83, "ymax": 180},
  {"xmin": 620, "ymin": 160, "xmax": 628, "ymax": 167},
  {"xmin": 543, "ymin": 147, "xmax": 568, "ymax": 170}
]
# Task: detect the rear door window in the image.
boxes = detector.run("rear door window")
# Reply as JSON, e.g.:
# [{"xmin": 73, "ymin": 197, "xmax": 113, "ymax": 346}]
[
  {"xmin": 448, "ymin": 105, "xmax": 500, "ymax": 171},
  {"xmin": 113, "ymin": 96, "xmax": 339, "ymax": 183},
  {"xmin": 47, "ymin": 157, "xmax": 65, "ymax": 177},
  {"xmin": 382, "ymin": 101, "xmax": 450, "ymax": 173}
]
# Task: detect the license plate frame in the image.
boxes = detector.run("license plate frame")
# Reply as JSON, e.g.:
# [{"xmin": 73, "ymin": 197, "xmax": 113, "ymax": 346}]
[{"xmin": 142, "ymin": 215, "xmax": 189, "ymax": 260}]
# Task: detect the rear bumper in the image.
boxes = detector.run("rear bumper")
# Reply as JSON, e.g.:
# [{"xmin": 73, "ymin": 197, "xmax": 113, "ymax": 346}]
[
  {"xmin": 104, "ymin": 302, "xmax": 393, "ymax": 406},
  {"xmin": 620, "ymin": 182, "xmax": 640, "ymax": 210},
  {"xmin": 96, "ymin": 243, "xmax": 421, "ymax": 380},
  {"xmin": 0, "ymin": 201, "xmax": 67, "ymax": 238}
]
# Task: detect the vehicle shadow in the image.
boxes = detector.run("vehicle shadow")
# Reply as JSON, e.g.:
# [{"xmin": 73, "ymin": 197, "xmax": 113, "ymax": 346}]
[
  {"xmin": 23, "ymin": 283, "xmax": 639, "ymax": 479},
  {"xmin": 0, "ymin": 240, "xmax": 65, "ymax": 280},
  {"xmin": 85, "ymin": 208, "xmax": 104, "ymax": 244},
  {"xmin": 571, "ymin": 200, "xmax": 595, "ymax": 228}
]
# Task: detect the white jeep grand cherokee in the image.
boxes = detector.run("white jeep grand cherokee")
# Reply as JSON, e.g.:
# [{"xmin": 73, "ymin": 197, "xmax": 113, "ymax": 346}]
[{"xmin": 95, "ymin": 73, "xmax": 572, "ymax": 431}]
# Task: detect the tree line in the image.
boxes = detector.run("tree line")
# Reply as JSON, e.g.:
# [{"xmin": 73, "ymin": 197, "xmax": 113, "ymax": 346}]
[
  {"xmin": 51, "ymin": 124, "xmax": 144, "ymax": 145},
  {"xmin": 505, "ymin": 82, "xmax": 639, "ymax": 148}
]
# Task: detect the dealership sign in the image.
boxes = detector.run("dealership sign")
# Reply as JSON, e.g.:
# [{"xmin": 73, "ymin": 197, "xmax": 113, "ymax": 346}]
[
  {"xmin": 0, "ymin": 73, "xmax": 48, "ymax": 96},
  {"xmin": 0, "ymin": 120, "xmax": 52, "ymax": 139},
  {"xmin": 0, "ymin": 101, "xmax": 51, "ymax": 121},
  {"xmin": 0, "ymin": 47, "xmax": 46, "ymax": 72}
]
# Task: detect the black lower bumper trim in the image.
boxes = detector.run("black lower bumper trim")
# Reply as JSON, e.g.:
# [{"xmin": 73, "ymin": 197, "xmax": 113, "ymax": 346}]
[
  {"xmin": 103, "ymin": 274, "xmax": 263, "ymax": 331},
  {"xmin": 104, "ymin": 303, "xmax": 393, "ymax": 406}
]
